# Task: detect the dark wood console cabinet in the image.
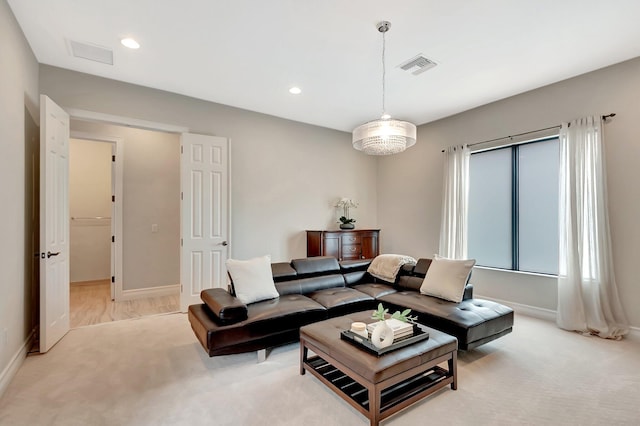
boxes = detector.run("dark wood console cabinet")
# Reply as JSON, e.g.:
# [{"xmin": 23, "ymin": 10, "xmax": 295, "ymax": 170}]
[{"xmin": 306, "ymin": 229, "xmax": 380, "ymax": 261}]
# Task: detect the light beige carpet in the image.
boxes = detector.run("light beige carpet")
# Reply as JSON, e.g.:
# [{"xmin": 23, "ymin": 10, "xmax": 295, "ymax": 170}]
[{"xmin": 1, "ymin": 312, "xmax": 638, "ymax": 425}]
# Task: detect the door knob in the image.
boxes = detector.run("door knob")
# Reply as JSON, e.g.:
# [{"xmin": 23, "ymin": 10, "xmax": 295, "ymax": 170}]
[
  {"xmin": 221, "ymin": 241, "xmax": 228, "ymax": 246},
  {"xmin": 47, "ymin": 251, "xmax": 60, "ymax": 258}
]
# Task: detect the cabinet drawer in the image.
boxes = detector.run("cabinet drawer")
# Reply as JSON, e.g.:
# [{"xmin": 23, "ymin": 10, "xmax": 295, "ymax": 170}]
[
  {"xmin": 341, "ymin": 244, "xmax": 362, "ymax": 260},
  {"xmin": 341, "ymin": 234, "xmax": 361, "ymax": 244}
]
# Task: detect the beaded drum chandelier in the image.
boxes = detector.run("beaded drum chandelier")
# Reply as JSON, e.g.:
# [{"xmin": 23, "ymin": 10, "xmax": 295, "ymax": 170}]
[{"xmin": 352, "ymin": 21, "xmax": 417, "ymax": 156}]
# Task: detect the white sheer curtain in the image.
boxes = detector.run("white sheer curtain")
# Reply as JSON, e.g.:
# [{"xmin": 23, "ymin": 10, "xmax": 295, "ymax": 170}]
[
  {"xmin": 439, "ymin": 145, "xmax": 470, "ymax": 259},
  {"xmin": 557, "ymin": 116, "xmax": 629, "ymax": 339}
]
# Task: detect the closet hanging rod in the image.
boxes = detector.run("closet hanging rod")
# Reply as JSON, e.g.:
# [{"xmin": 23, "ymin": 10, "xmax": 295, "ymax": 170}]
[
  {"xmin": 441, "ymin": 113, "xmax": 616, "ymax": 153},
  {"xmin": 71, "ymin": 216, "xmax": 111, "ymax": 220}
]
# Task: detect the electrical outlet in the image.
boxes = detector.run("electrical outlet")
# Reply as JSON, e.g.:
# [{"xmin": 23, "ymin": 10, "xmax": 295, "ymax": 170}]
[{"xmin": 151, "ymin": 224, "xmax": 159, "ymax": 233}]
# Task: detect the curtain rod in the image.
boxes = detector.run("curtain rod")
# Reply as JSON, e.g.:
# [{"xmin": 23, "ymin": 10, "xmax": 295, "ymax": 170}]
[{"xmin": 441, "ymin": 113, "xmax": 616, "ymax": 152}]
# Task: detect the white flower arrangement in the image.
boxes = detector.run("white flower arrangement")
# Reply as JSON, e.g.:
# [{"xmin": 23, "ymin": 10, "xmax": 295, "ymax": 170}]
[{"xmin": 335, "ymin": 198, "xmax": 358, "ymax": 225}]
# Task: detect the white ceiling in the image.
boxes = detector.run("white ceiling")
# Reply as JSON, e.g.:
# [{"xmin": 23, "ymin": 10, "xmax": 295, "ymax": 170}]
[{"xmin": 8, "ymin": 0, "xmax": 640, "ymax": 132}]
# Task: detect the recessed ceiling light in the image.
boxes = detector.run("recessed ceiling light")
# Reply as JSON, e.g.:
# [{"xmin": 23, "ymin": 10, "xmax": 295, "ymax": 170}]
[
  {"xmin": 289, "ymin": 87, "xmax": 302, "ymax": 95},
  {"xmin": 121, "ymin": 38, "xmax": 140, "ymax": 49}
]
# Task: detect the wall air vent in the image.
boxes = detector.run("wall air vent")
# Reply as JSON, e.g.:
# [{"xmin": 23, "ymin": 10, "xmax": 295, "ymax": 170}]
[
  {"xmin": 68, "ymin": 39, "xmax": 113, "ymax": 65},
  {"xmin": 398, "ymin": 55, "xmax": 437, "ymax": 75}
]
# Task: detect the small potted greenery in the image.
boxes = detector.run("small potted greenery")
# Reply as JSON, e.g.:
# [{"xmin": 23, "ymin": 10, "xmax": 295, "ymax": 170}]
[
  {"xmin": 370, "ymin": 303, "xmax": 417, "ymax": 349},
  {"xmin": 371, "ymin": 303, "xmax": 417, "ymax": 323},
  {"xmin": 338, "ymin": 216, "xmax": 356, "ymax": 229}
]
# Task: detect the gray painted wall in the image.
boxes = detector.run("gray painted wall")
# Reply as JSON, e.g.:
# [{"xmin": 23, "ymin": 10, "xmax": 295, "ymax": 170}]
[
  {"xmin": 378, "ymin": 56, "xmax": 640, "ymax": 328},
  {"xmin": 69, "ymin": 139, "xmax": 112, "ymax": 282},
  {"xmin": 39, "ymin": 65, "xmax": 379, "ymax": 264},
  {"xmin": 0, "ymin": 0, "xmax": 39, "ymax": 388}
]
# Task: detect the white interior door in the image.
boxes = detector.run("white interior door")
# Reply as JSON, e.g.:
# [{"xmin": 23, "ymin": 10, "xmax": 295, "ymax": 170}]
[
  {"xmin": 180, "ymin": 133, "xmax": 230, "ymax": 312},
  {"xmin": 110, "ymin": 143, "xmax": 116, "ymax": 300},
  {"xmin": 40, "ymin": 95, "xmax": 70, "ymax": 353}
]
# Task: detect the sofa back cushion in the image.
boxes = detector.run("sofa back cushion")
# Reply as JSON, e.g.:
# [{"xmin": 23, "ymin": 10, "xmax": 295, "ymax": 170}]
[
  {"xmin": 275, "ymin": 274, "xmax": 345, "ymax": 296},
  {"xmin": 396, "ymin": 258, "xmax": 432, "ymax": 291},
  {"xmin": 412, "ymin": 258, "xmax": 433, "ymax": 277},
  {"xmin": 396, "ymin": 275, "xmax": 424, "ymax": 292},
  {"xmin": 291, "ymin": 256, "xmax": 340, "ymax": 277},
  {"xmin": 271, "ymin": 262, "xmax": 297, "ymax": 282},
  {"xmin": 343, "ymin": 270, "xmax": 367, "ymax": 286},
  {"xmin": 339, "ymin": 259, "xmax": 372, "ymax": 272}
]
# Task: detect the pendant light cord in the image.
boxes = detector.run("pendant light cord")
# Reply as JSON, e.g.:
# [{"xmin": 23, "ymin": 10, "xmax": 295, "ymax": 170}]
[{"xmin": 381, "ymin": 29, "xmax": 386, "ymax": 117}]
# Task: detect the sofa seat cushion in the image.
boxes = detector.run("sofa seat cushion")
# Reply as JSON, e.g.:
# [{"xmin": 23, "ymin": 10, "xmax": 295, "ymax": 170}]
[
  {"xmin": 378, "ymin": 292, "xmax": 514, "ymax": 348},
  {"xmin": 308, "ymin": 287, "xmax": 374, "ymax": 316},
  {"xmin": 246, "ymin": 292, "xmax": 325, "ymax": 328},
  {"xmin": 353, "ymin": 283, "xmax": 397, "ymax": 299},
  {"xmin": 189, "ymin": 294, "xmax": 327, "ymax": 354}
]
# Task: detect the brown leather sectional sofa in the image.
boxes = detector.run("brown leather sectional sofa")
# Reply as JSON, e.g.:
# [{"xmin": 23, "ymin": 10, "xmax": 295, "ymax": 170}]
[{"xmin": 188, "ymin": 256, "xmax": 514, "ymax": 357}]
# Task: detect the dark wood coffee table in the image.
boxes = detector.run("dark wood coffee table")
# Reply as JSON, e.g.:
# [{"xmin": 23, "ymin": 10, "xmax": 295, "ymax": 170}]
[{"xmin": 300, "ymin": 311, "xmax": 458, "ymax": 426}]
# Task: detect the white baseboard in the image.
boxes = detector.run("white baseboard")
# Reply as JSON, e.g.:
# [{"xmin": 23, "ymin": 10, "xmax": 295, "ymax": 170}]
[
  {"xmin": 119, "ymin": 284, "xmax": 180, "ymax": 301},
  {"xmin": 476, "ymin": 294, "xmax": 557, "ymax": 322},
  {"xmin": 477, "ymin": 294, "xmax": 640, "ymax": 342},
  {"xmin": 0, "ymin": 329, "xmax": 35, "ymax": 399}
]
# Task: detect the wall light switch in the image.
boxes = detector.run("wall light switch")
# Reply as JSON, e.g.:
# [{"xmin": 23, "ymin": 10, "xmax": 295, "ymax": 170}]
[{"xmin": 151, "ymin": 224, "xmax": 159, "ymax": 233}]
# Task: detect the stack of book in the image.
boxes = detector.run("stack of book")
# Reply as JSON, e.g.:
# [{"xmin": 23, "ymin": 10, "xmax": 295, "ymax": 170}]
[{"xmin": 367, "ymin": 319, "xmax": 414, "ymax": 341}]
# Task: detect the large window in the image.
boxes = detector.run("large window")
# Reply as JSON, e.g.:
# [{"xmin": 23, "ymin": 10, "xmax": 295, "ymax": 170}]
[{"xmin": 468, "ymin": 137, "xmax": 559, "ymax": 275}]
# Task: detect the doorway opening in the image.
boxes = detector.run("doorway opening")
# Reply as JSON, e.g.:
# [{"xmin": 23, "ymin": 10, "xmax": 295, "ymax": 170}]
[
  {"xmin": 67, "ymin": 122, "xmax": 181, "ymax": 328},
  {"xmin": 68, "ymin": 137, "xmax": 114, "ymax": 327}
]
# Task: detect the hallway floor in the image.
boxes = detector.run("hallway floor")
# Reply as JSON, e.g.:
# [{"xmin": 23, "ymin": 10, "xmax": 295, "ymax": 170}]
[{"xmin": 70, "ymin": 280, "xmax": 179, "ymax": 328}]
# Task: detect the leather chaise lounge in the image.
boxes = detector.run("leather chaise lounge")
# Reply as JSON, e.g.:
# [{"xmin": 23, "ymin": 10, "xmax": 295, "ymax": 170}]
[{"xmin": 188, "ymin": 256, "xmax": 514, "ymax": 358}]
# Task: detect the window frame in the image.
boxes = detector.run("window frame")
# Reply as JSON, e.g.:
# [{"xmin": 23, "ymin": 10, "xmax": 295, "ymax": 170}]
[{"xmin": 469, "ymin": 135, "xmax": 559, "ymax": 276}]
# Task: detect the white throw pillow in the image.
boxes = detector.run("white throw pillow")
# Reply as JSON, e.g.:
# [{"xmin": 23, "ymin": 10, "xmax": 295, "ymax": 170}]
[
  {"xmin": 226, "ymin": 255, "xmax": 279, "ymax": 305},
  {"xmin": 420, "ymin": 255, "xmax": 476, "ymax": 303}
]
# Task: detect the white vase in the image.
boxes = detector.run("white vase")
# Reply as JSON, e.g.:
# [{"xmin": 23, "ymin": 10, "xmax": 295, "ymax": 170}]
[{"xmin": 370, "ymin": 321, "xmax": 394, "ymax": 349}]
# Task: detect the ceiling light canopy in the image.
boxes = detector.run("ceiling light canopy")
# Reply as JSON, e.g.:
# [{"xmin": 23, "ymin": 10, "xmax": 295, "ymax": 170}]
[
  {"xmin": 352, "ymin": 21, "xmax": 416, "ymax": 155},
  {"xmin": 121, "ymin": 38, "xmax": 140, "ymax": 49}
]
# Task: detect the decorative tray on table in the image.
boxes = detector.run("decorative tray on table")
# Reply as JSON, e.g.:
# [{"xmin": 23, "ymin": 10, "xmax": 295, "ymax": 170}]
[{"xmin": 340, "ymin": 323, "xmax": 430, "ymax": 356}]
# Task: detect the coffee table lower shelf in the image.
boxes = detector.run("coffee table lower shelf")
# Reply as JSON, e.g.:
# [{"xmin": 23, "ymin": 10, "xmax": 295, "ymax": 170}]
[
  {"xmin": 305, "ymin": 355, "xmax": 452, "ymax": 413},
  {"xmin": 299, "ymin": 313, "xmax": 458, "ymax": 426}
]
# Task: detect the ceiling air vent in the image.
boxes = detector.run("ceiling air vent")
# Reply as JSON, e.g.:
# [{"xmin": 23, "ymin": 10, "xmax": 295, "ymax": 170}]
[
  {"xmin": 68, "ymin": 40, "xmax": 113, "ymax": 65},
  {"xmin": 398, "ymin": 55, "xmax": 437, "ymax": 76}
]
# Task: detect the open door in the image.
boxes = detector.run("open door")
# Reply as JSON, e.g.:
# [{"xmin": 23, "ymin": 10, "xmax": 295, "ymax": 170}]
[
  {"xmin": 39, "ymin": 95, "xmax": 70, "ymax": 352},
  {"xmin": 180, "ymin": 133, "xmax": 230, "ymax": 312},
  {"xmin": 110, "ymin": 143, "xmax": 116, "ymax": 300}
]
